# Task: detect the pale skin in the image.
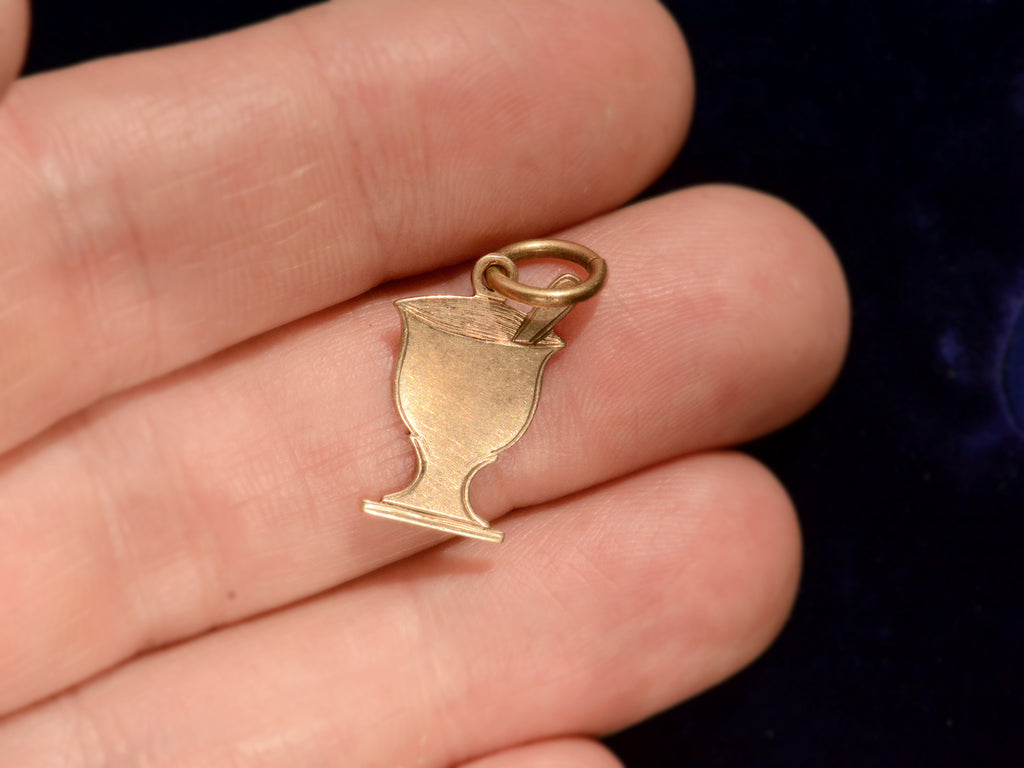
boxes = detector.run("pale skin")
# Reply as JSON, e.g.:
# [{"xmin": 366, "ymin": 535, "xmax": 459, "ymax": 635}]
[{"xmin": 0, "ymin": 0, "xmax": 849, "ymax": 765}]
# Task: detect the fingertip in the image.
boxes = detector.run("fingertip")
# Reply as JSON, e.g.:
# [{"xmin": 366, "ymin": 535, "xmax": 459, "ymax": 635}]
[
  {"xmin": 0, "ymin": 0, "xmax": 29, "ymax": 98},
  {"xmin": 681, "ymin": 183, "xmax": 852, "ymax": 430},
  {"xmin": 735, "ymin": 185, "xmax": 852, "ymax": 400},
  {"xmin": 498, "ymin": 450, "xmax": 803, "ymax": 721},
  {"xmin": 493, "ymin": 0, "xmax": 695, "ymax": 199},
  {"xmin": 642, "ymin": 451, "xmax": 802, "ymax": 690},
  {"xmin": 714, "ymin": 451, "xmax": 803, "ymax": 661},
  {"xmin": 643, "ymin": 0, "xmax": 697, "ymax": 145},
  {"xmin": 589, "ymin": 0, "xmax": 696, "ymax": 183}
]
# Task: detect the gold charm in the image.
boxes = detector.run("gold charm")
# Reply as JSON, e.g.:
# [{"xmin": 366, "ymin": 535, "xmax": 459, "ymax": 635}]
[{"xmin": 362, "ymin": 239, "xmax": 607, "ymax": 543}]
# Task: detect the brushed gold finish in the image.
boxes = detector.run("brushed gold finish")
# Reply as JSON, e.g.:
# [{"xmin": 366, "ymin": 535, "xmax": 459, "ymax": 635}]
[{"xmin": 362, "ymin": 240, "xmax": 606, "ymax": 543}]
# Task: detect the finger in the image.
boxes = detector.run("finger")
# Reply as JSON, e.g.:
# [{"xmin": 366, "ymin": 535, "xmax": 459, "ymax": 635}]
[
  {"xmin": 0, "ymin": 184, "xmax": 848, "ymax": 715},
  {"xmin": 0, "ymin": 0, "xmax": 28, "ymax": 98},
  {"xmin": 0, "ymin": 453, "xmax": 801, "ymax": 766},
  {"xmin": 0, "ymin": 0, "xmax": 691, "ymax": 452},
  {"xmin": 458, "ymin": 738, "xmax": 624, "ymax": 768}
]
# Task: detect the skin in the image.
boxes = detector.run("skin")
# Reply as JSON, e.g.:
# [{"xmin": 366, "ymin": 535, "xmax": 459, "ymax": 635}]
[{"xmin": 0, "ymin": 0, "xmax": 849, "ymax": 765}]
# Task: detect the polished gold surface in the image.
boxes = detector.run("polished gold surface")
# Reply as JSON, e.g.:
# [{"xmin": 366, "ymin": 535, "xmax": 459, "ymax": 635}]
[
  {"xmin": 484, "ymin": 239, "xmax": 606, "ymax": 307},
  {"xmin": 362, "ymin": 240, "xmax": 605, "ymax": 543}
]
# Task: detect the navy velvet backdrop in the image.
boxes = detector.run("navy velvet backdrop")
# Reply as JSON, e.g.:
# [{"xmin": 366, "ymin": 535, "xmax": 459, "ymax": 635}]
[{"xmin": 23, "ymin": 1, "xmax": 1023, "ymax": 765}]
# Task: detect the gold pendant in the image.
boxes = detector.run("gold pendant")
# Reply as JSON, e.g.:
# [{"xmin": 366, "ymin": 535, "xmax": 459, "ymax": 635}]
[{"xmin": 362, "ymin": 239, "xmax": 607, "ymax": 543}]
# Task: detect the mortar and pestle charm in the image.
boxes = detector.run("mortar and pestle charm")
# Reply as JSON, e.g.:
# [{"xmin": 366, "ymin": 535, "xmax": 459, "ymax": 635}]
[{"xmin": 362, "ymin": 239, "xmax": 607, "ymax": 543}]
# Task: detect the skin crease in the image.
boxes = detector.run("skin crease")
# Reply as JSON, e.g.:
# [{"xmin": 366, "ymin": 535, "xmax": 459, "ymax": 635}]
[{"xmin": 0, "ymin": 0, "xmax": 850, "ymax": 765}]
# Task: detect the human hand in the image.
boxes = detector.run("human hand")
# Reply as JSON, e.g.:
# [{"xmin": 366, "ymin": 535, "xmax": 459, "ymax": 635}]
[{"xmin": 0, "ymin": 0, "xmax": 848, "ymax": 764}]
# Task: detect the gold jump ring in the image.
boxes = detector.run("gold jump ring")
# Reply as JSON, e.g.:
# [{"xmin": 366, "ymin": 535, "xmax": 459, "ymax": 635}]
[{"xmin": 482, "ymin": 239, "xmax": 607, "ymax": 307}]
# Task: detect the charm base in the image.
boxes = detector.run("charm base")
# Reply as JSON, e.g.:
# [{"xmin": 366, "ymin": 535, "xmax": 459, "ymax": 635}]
[{"xmin": 362, "ymin": 500, "xmax": 504, "ymax": 543}]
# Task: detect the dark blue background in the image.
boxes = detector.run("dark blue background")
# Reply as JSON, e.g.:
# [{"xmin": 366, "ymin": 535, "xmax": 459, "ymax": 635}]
[{"xmin": 23, "ymin": 1, "xmax": 1023, "ymax": 765}]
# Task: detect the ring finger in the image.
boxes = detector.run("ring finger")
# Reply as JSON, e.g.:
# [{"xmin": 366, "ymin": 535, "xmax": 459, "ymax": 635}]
[{"xmin": 0, "ymin": 451, "xmax": 802, "ymax": 766}]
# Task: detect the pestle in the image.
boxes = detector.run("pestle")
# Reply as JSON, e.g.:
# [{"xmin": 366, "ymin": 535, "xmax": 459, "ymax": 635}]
[{"xmin": 511, "ymin": 273, "xmax": 582, "ymax": 344}]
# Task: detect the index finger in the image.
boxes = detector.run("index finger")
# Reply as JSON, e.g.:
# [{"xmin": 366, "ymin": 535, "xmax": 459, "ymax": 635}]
[{"xmin": 0, "ymin": 0, "xmax": 692, "ymax": 452}]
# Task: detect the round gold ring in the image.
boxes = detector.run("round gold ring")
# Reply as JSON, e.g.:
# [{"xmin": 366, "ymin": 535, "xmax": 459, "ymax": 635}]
[{"xmin": 483, "ymin": 239, "xmax": 607, "ymax": 307}]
